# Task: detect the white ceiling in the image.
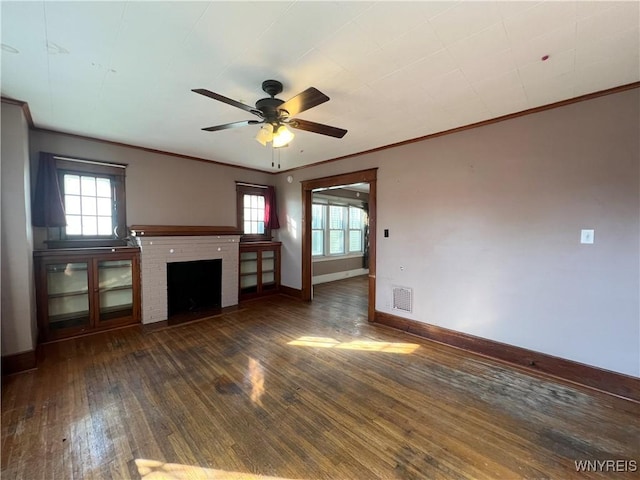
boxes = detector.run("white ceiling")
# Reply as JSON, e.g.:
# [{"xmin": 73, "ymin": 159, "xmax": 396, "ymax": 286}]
[{"xmin": 2, "ymin": 1, "xmax": 638, "ymax": 172}]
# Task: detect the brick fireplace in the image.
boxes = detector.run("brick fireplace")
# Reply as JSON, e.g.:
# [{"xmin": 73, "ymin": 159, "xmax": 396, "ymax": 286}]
[{"xmin": 133, "ymin": 234, "xmax": 241, "ymax": 324}]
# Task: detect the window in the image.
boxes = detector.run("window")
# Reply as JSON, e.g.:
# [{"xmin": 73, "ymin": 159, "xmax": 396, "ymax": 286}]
[
  {"xmin": 348, "ymin": 206, "xmax": 363, "ymax": 252},
  {"xmin": 243, "ymin": 194, "xmax": 265, "ymax": 235},
  {"xmin": 236, "ymin": 183, "xmax": 271, "ymax": 241},
  {"xmin": 62, "ymin": 174, "xmax": 114, "ymax": 236},
  {"xmin": 329, "ymin": 205, "xmax": 346, "ymax": 255},
  {"xmin": 54, "ymin": 156, "xmax": 127, "ymax": 246},
  {"xmin": 312, "ymin": 202, "xmax": 366, "ymax": 257},
  {"xmin": 311, "ymin": 204, "xmax": 325, "ymax": 256}
]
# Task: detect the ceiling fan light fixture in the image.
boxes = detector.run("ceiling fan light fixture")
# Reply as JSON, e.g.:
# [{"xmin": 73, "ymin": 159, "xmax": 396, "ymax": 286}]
[
  {"xmin": 272, "ymin": 124, "xmax": 294, "ymax": 148},
  {"xmin": 255, "ymin": 123, "xmax": 274, "ymax": 146}
]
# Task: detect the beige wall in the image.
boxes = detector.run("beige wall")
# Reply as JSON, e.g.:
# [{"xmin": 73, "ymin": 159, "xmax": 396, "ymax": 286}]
[
  {"xmin": 0, "ymin": 129, "xmax": 273, "ymax": 353},
  {"xmin": 276, "ymin": 88, "xmax": 640, "ymax": 377},
  {"xmin": 313, "ymin": 256, "xmax": 364, "ymax": 277},
  {"xmin": 5, "ymin": 89, "xmax": 639, "ymax": 376},
  {"xmin": 30, "ymin": 130, "xmax": 273, "ymax": 241},
  {"xmin": 1, "ymin": 103, "xmax": 36, "ymax": 356}
]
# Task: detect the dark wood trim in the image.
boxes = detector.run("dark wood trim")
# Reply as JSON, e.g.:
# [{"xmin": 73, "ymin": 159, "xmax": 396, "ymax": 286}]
[
  {"xmin": 301, "ymin": 169, "xmax": 377, "ymax": 322},
  {"xmin": 11, "ymin": 84, "xmax": 637, "ymax": 175},
  {"xmin": 239, "ymin": 241, "xmax": 282, "ymax": 248},
  {"xmin": 239, "ymin": 242, "xmax": 281, "ymax": 301},
  {"xmin": 301, "ymin": 168, "xmax": 378, "ymax": 191},
  {"xmin": 367, "ymin": 180, "xmax": 377, "ymax": 323},
  {"xmin": 302, "ymin": 184, "xmax": 312, "ymax": 302},
  {"xmin": 32, "ymin": 127, "xmax": 270, "ymax": 173},
  {"xmin": 1, "ymin": 96, "xmax": 34, "ymax": 128},
  {"xmin": 374, "ymin": 310, "xmax": 640, "ymax": 403},
  {"xmin": 45, "ymin": 239, "xmax": 128, "ymax": 249},
  {"xmin": 52, "ymin": 153, "xmax": 128, "ymax": 243},
  {"xmin": 34, "ymin": 248, "xmax": 142, "ymax": 343},
  {"xmin": 129, "ymin": 225, "xmax": 242, "ymax": 236},
  {"xmin": 279, "ymin": 82, "xmax": 640, "ymax": 174},
  {"xmin": 279, "ymin": 285, "xmax": 303, "ymax": 300},
  {"xmin": 236, "ymin": 183, "xmax": 272, "ymax": 242},
  {"xmin": 34, "ymin": 246, "xmax": 140, "ymax": 257},
  {"xmin": 1, "ymin": 350, "xmax": 37, "ymax": 376}
]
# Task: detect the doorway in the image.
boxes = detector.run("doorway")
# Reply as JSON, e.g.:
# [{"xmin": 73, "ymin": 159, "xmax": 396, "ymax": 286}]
[{"xmin": 301, "ymin": 168, "xmax": 377, "ymax": 322}]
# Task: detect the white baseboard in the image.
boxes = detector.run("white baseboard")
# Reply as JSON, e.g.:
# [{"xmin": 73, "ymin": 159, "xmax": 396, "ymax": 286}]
[{"xmin": 312, "ymin": 268, "xmax": 369, "ymax": 285}]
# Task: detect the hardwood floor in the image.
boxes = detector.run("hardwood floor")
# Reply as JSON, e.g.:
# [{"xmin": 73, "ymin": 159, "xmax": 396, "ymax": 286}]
[{"xmin": 2, "ymin": 275, "xmax": 638, "ymax": 479}]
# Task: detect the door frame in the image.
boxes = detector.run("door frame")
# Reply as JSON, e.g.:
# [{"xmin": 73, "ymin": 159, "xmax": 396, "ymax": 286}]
[{"xmin": 301, "ymin": 168, "xmax": 377, "ymax": 322}]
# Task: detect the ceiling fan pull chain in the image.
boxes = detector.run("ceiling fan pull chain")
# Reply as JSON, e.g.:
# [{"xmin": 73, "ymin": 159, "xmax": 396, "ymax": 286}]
[{"xmin": 271, "ymin": 145, "xmax": 275, "ymax": 168}]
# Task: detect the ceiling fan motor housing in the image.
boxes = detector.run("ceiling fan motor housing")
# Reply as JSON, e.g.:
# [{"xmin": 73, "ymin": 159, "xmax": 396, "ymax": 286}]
[
  {"xmin": 257, "ymin": 80, "xmax": 287, "ymax": 123},
  {"xmin": 256, "ymin": 97, "xmax": 286, "ymax": 123},
  {"xmin": 262, "ymin": 79, "xmax": 283, "ymax": 97}
]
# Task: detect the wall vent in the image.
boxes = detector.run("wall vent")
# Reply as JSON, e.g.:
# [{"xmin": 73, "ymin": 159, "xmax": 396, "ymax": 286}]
[{"xmin": 392, "ymin": 286, "xmax": 412, "ymax": 313}]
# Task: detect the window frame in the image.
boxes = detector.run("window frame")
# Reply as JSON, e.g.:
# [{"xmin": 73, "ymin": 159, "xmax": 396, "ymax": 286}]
[
  {"xmin": 311, "ymin": 204, "xmax": 325, "ymax": 256},
  {"xmin": 49, "ymin": 157, "xmax": 127, "ymax": 248},
  {"xmin": 311, "ymin": 201, "xmax": 365, "ymax": 258},
  {"xmin": 328, "ymin": 204, "xmax": 347, "ymax": 255},
  {"xmin": 236, "ymin": 183, "xmax": 271, "ymax": 242},
  {"xmin": 348, "ymin": 205, "xmax": 364, "ymax": 253}
]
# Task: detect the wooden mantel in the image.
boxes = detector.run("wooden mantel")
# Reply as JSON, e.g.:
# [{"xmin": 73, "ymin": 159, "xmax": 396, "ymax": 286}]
[{"xmin": 129, "ymin": 225, "xmax": 242, "ymax": 237}]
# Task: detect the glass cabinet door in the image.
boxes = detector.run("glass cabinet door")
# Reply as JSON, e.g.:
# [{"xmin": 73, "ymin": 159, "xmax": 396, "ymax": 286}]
[
  {"xmin": 238, "ymin": 243, "xmax": 280, "ymax": 300},
  {"xmin": 261, "ymin": 250, "xmax": 276, "ymax": 289},
  {"xmin": 46, "ymin": 262, "xmax": 90, "ymax": 331},
  {"xmin": 98, "ymin": 259, "xmax": 133, "ymax": 322},
  {"xmin": 240, "ymin": 251, "xmax": 259, "ymax": 293}
]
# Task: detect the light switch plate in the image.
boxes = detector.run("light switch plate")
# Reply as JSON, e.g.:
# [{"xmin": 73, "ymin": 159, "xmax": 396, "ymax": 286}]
[{"xmin": 581, "ymin": 229, "xmax": 595, "ymax": 244}]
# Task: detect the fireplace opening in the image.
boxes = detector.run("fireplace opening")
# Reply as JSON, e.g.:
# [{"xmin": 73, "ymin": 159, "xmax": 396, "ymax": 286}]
[{"xmin": 167, "ymin": 259, "xmax": 222, "ymax": 324}]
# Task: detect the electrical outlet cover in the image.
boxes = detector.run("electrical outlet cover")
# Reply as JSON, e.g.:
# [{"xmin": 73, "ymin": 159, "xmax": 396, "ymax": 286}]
[{"xmin": 580, "ymin": 229, "xmax": 594, "ymax": 244}]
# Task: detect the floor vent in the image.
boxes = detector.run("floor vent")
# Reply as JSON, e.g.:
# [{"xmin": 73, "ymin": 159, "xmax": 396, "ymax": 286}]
[{"xmin": 392, "ymin": 286, "xmax": 412, "ymax": 313}]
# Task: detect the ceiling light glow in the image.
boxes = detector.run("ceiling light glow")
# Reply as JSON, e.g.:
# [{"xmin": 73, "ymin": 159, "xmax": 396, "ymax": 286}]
[{"xmin": 272, "ymin": 125, "xmax": 294, "ymax": 148}]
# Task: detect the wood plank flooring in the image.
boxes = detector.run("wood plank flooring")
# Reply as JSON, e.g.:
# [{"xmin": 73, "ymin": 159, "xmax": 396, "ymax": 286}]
[{"xmin": 2, "ymin": 275, "xmax": 639, "ymax": 479}]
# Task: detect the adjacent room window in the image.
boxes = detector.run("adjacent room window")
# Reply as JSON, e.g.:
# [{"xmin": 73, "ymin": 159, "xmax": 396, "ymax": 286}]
[
  {"xmin": 348, "ymin": 206, "xmax": 363, "ymax": 252},
  {"xmin": 55, "ymin": 157, "xmax": 127, "ymax": 244},
  {"xmin": 312, "ymin": 202, "xmax": 366, "ymax": 257},
  {"xmin": 236, "ymin": 183, "xmax": 271, "ymax": 241},
  {"xmin": 329, "ymin": 205, "xmax": 346, "ymax": 255},
  {"xmin": 311, "ymin": 204, "xmax": 325, "ymax": 256}
]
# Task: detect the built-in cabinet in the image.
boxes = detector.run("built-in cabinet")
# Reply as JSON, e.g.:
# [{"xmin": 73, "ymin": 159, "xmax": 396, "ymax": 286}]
[
  {"xmin": 34, "ymin": 247, "xmax": 141, "ymax": 342},
  {"xmin": 239, "ymin": 241, "xmax": 281, "ymax": 300}
]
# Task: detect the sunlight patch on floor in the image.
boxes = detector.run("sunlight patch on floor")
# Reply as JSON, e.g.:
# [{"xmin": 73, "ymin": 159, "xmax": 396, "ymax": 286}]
[
  {"xmin": 247, "ymin": 357, "xmax": 265, "ymax": 406},
  {"xmin": 287, "ymin": 336, "xmax": 419, "ymax": 354},
  {"xmin": 135, "ymin": 459, "xmax": 302, "ymax": 480}
]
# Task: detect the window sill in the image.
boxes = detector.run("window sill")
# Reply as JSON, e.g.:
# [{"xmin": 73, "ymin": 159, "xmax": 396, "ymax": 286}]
[
  {"xmin": 240, "ymin": 235, "xmax": 273, "ymax": 243},
  {"xmin": 45, "ymin": 239, "xmax": 129, "ymax": 249},
  {"xmin": 312, "ymin": 253, "xmax": 364, "ymax": 262}
]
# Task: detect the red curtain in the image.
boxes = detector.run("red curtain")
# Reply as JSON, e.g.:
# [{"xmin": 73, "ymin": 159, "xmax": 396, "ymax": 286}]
[
  {"xmin": 32, "ymin": 152, "xmax": 67, "ymax": 227},
  {"xmin": 264, "ymin": 186, "xmax": 280, "ymax": 230}
]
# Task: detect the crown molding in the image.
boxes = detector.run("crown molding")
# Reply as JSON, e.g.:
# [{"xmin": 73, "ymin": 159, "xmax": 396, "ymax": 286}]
[
  {"xmin": 1, "ymin": 96, "xmax": 34, "ymax": 128},
  {"xmin": 278, "ymin": 81, "xmax": 640, "ymax": 174},
  {"xmin": 5, "ymin": 81, "xmax": 639, "ymax": 175}
]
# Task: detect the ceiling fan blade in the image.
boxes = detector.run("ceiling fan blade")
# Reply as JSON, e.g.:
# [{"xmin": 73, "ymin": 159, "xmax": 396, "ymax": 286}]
[
  {"xmin": 279, "ymin": 87, "xmax": 329, "ymax": 117},
  {"xmin": 192, "ymin": 88, "xmax": 262, "ymax": 117},
  {"xmin": 202, "ymin": 120, "xmax": 261, "ymax": 132},
  {"xmin": 289, "ymin": 119, "xmax": 347, "ymax": 138}
]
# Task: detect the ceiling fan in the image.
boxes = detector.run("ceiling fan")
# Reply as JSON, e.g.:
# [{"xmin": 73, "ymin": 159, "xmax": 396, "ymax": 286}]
[{"xmin": 192, "ymin": 80, "xmax": 347, "ymax": 147}]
